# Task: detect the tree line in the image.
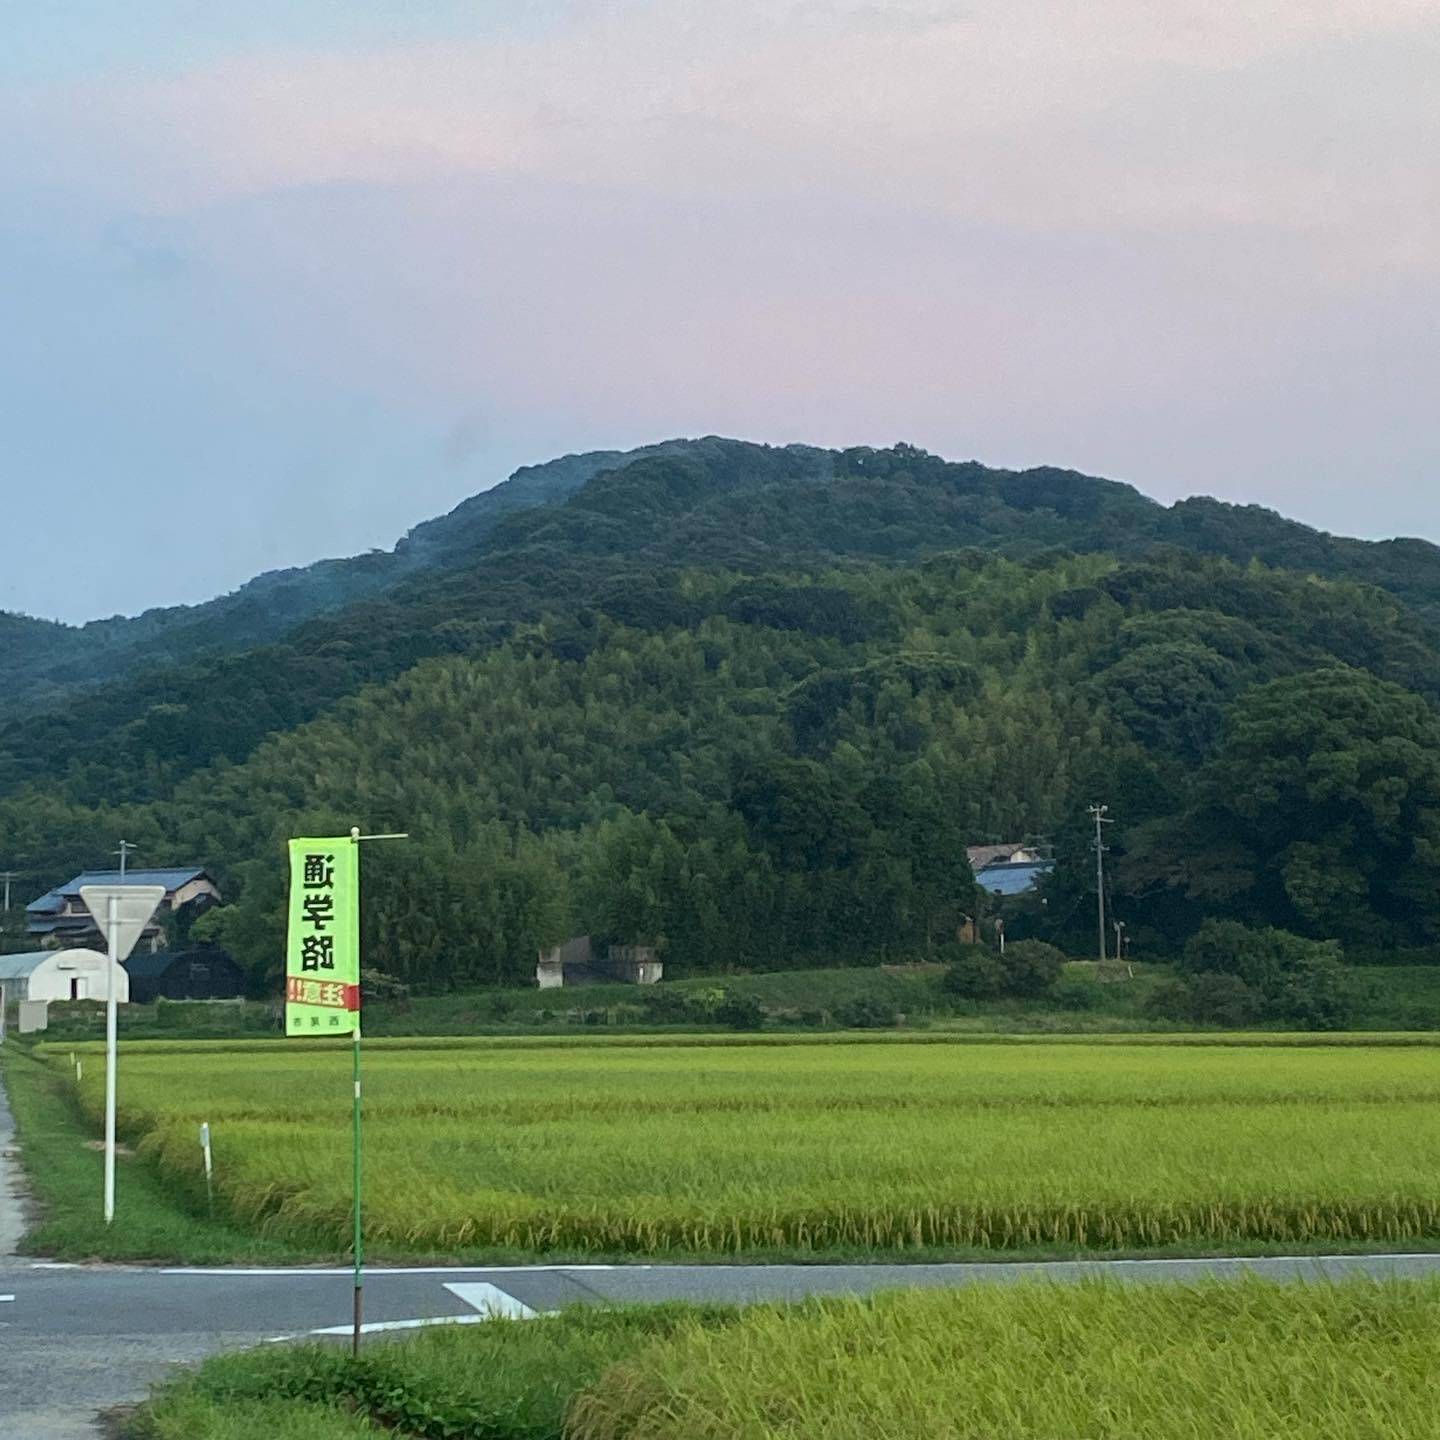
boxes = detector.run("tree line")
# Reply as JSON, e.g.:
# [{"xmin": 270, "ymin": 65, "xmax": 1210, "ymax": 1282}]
[{"xmin": 4, "ymin": 541, "xmax": 1440, "ymax": 987}]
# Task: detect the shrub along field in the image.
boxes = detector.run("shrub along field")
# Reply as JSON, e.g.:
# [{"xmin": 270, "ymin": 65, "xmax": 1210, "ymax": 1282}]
[
  {"xmin": 124, "ymin": 1279, "xmax": 1440, "ymax": 1440},
  {"xmin": 33, "ymin": 960, "xmax": 1440, "ymax": 1046},
  {"xmin": 44, "ymin": 1034, "xmax": 1440, "ymax": 1258}
]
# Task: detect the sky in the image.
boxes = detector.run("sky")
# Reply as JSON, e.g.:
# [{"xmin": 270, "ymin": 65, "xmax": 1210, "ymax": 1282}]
[{"xmin": 3, "ymin": 2, "xmax": 1438, "ymax": 624}]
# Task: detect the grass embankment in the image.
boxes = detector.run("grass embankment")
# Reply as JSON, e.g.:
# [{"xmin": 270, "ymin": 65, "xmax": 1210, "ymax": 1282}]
[
  {"xmin": 34, "ymin": 962, "xmax": 1166, "ymax": 1043},
  {"xmin": 34, "ymin": 962, "xmax": 1440, "ymax": 1044},
  {"xmin": 34, "ymin": 1033, "xmax": 1440, "ymax": 1261},
  {"xmin": 126, "ymin": 1280, "xmax": 1440, "ymax": 1439}
]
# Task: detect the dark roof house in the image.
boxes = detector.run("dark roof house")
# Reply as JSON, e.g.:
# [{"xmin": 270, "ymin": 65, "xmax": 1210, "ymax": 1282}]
[
  {"xmin": 27, "ymin": 868, "xmax": 221, "ymax": 951},
  {"xmin": 124, "ymin": 947, "xmax": 245, "ymax": 1004}
]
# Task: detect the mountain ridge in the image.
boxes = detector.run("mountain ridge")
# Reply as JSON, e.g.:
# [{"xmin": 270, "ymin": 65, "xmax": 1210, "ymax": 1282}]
[
  {"xmin": 0, "ymin": 442, "xmax": 656, "ymax": 711},
  {"xmin": 4, "ymin": 437, "xmax": 1439, "ymax": 810}
]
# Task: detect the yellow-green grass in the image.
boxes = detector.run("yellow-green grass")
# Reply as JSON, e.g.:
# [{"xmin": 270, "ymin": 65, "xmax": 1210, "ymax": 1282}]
[
  {"xmin": 42, "ymin": 1036, "xmax": 1440, "ymax": 1261},
  {"xmin": 122, "ymin": 1304, "xmax": 731, "ymax": 1440},
  {"xmin": 568, "ymin": 1279, "xmax": 1440, "ymax": 1440},
  {"xmin": 44, "ymin": 1035, "xmax": 1440, "ymax": 1256},
  {"xmin": 123, "ymin": 1280, "xmax": 1440, "ymax": 1439}
]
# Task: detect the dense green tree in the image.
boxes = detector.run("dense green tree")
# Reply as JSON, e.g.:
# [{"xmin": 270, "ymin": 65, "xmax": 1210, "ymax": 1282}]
[
  {"xmin": 1133, "ymin": 669, "xmax": 1440, "ymax": 944},
  {"xmin": 1165, "ymin": 919, "xmax": 1355, "ymax": 1029}
]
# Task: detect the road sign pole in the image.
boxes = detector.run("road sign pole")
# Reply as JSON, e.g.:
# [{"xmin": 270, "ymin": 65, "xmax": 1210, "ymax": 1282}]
[
  {"xmin": 103, "ymin": 894, "xmax": 118, "ymax": 1226},
  {"xmin": 81, "ymin": 884, "xmax": 166, "ymax": 1228}
]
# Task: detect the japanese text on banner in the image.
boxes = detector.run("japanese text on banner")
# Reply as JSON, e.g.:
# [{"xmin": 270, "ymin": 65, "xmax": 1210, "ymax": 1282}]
[{"xmin": 285, "ymin": 837, "xmax": 360, "ymax": 1036}]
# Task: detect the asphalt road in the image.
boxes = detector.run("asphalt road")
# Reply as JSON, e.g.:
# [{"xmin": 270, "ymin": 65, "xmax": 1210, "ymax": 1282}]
[{"xmin": 10, "ymin": 1252, "xmax": 1440, "ymax": 1438}]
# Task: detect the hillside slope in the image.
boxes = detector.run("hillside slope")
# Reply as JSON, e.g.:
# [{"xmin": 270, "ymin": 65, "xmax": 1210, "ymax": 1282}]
[
  {"xmin": 0, "ymin": 442, "xmax": 666, "ymax": 714},
  {"xmin": 6, "ymin": 439, "xmax": 1439, "ymax": 810}
]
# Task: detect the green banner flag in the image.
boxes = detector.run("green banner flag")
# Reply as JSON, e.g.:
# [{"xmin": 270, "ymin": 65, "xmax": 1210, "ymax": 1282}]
[{"xmin": 285, "ymin": 837, "xmax": 360, "ymax": 1037}]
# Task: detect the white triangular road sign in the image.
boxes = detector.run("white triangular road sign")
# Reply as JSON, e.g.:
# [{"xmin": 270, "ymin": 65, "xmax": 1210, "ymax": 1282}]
[{"xmin": 79, "ymin": 885, "xmax": 167, "ymax": 961}]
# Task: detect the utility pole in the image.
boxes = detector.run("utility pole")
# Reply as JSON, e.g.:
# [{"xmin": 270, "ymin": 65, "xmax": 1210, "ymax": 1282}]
[
  {"xmin": 1089, "ymin": 804, "xmax": 1112, "ymax": 964},
  {"xmin": 0, "ymin": 872, "xmax": 15, "ymax": 919},
  {"xmin": 115, "ymin": 841, "xmax": 136, "ymax": 880}
]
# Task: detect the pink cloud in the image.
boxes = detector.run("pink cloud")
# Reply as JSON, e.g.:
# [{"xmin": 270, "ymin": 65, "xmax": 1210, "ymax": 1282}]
[
  {"xmin": 3, "ymin": 0, "xmax": 1436, "ymax": 564},
  {"xmin": 14, "ymin": 0, "xmax": 1435, "ymax": 268}
]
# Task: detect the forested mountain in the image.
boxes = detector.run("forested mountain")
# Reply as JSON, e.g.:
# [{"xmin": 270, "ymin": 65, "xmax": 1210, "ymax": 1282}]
[
  {"xmin": 4, "ymin": 438, "xmax": 1440, "ymax": 987},
  {"xmin": 0, "ymin": 441, "xmax": 673, "ymax": 716},
  {"xmin": 7, "ymin": 438, "xmax": 1440, "ymax": 806}
]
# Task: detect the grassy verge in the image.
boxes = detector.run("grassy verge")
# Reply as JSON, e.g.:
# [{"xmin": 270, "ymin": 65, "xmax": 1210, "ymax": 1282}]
[
  {"xmin": 0, "ymin": 1047, "xmax": 307, "ymax": 1263},
  {"xmin": 121, "ymin": 1305, "xmax": 734, "ymax": 1440},
  {"xmin": 367, "ymin": 961, "xmax": 1177, "ymax": 1035},
  {"xmin": 125, "ymin": 1279, "xmax": 1440, "ymax": 1439}
]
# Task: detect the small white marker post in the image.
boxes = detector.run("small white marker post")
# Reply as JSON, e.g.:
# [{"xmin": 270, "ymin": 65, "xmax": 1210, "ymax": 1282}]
[
  {"xmin": 79, "ymin": 884, "xmax": 165, "ymax": 1226},
  {"xmin": 199, "ymin": 1122, "xmax": 214, "ymax": 1215}
]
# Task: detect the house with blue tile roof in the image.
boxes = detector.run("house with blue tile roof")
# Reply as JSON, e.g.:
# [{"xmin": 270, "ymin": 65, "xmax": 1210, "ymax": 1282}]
[
  {"xmin": 26, "ymin": 867, "xmax": 220, "ymax": 952},
  {"xmin": 966, "ymin": 843, "xmax": 1055, "ymax": 898}
]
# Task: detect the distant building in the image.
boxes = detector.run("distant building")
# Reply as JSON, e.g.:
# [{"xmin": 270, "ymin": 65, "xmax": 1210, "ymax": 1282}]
[
  {"xmin": 966, "ymin": 843, "xmax": 1055, "ymax": 898},
  {"xmin": 0, "ymin": 949, "xmax": 127, "ymax": 1006},
  {"xmin": 536, "ymin": 936, "xmax": 664, "ymax": 988},
  {"xmin": 124, "ymin": 947, "xmax": 246, "ymax": 1004},
  {"xmin": 26, "ymin": 868, "xmax": 221, "ymax": 952},
  {"xmin": 965, "ymin": 843, "xmax": 1045, "ymax": 871},
  {"xmin": 604, "ymin": 945, "xmax": 665, "ymax": 985}
]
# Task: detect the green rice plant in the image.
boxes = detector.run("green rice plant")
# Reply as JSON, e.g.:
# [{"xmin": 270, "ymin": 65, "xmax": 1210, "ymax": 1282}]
[
  {"xmin": 567, "ymin": 1278, "xmax": 1440, "ymax": 1440},
  {"xmin": 48, "ymin": 1036, "xmax": 1440, "ymax": 1257}
]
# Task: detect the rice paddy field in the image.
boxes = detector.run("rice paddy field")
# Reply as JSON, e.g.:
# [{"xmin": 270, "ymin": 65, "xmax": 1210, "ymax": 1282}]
[
  {"xmin": 43, "ymin": 1033, "xmax": 1440, "ymax": 1257},
  {"xmin": 566, "ymin": 1280, "xmax": 1440, "ymax": 1440}
]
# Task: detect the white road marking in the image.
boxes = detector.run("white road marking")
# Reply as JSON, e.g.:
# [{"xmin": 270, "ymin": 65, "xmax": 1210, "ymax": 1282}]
[
  {"xmin": 160, "ymin": 1263, "xmax": 643, "ymax": 1276},
  {"xmin": 267, "ymin": 1277, "xmax": 542, "ymax": 1342},
  {"xmin": 0, "ymin": 1294, "xmax": 14, "ymax": 1302},
  {"xmin": 444, "ymin": 1281, "xmax": 539, "ymax": 1320},
  {"xmin": 282, "ymin": 1314, "xmax": 493, "ymax": 1341}
]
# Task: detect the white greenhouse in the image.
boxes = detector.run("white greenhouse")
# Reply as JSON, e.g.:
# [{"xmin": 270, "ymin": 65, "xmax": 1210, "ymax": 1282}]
[{"xmin": 0, "ymin": 949, "xmax": 128, "ymax": 1006}]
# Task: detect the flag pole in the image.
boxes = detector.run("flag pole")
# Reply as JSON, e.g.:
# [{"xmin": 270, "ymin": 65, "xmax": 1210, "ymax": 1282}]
[
  {"xmin": 347, "ymin": 827, "xmax": 407, "ymax": 1357},
  {"xmin": 349, "ymin": 827, "xmax": 363, "ymax": 1356},
  {"xmin": 351, "ymin": 990, "xmax": 363, "ymax": 1355}
]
